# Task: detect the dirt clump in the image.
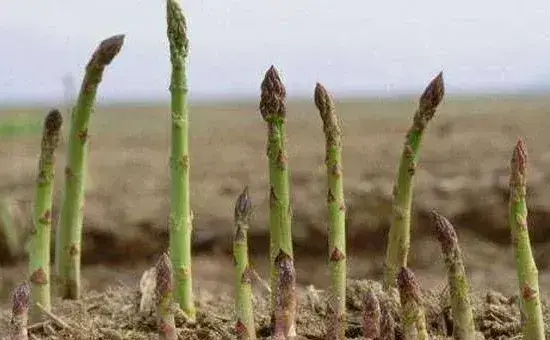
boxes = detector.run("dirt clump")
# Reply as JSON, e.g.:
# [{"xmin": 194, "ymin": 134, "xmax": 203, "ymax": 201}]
[{"xmin": 0, "ymin": 278, "xmax": 547, "ymax": 339}]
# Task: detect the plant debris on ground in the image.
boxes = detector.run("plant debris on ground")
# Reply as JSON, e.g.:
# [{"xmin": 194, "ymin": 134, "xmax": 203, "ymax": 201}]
[{"xmin": 1, "ymin": 278, "xmax": 548, "ymax": 339}]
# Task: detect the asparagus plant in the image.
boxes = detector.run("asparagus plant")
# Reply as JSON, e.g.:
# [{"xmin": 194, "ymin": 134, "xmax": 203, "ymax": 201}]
[
  {"xmin": 166, "ymin": 0, "xmax": 195, "ymax": 320},
  {"xmin": 398, "ymin": 267, "xmax": 429, "ymax": 340},
  {"xmin": 383, "ymin": 72, "xmax": 445, "ymax": 291},
  {"xmin": 259, "ymin": 65, "xmax": 295, "ymax": 328},
  {"xmin": 10, "ymin": 281, "xmax": 30, "ymax": 340},
  {"xmin": 431, "ymin": 210, "xmax": 476, "ymax": 339},
  {"xmin": 314, "ymin": 82, "xmax": 347, "ymax": 340},
  {"xmin": 29, "ymin": 109, "xmax": 62, "ymax": 321},
  {"xmin": 233, "ymin": 187, "xmax": 256, "ymax": 340},
  {"xmin": 508, "ymin": 139, "xmax": 546, "ymax": 340},
  {"xmin": 273, "ymin": 250, "xmax": 297, "ymax": 339},
  {"xmin": 363, "ymin": 289, "xmax": 381, "ymax": 340},
  {"xmin": 54, "ymin": 34, "xmax": 125, "ymax": 300},
  {"xmin": 379, "ymin": 299, "xmax": 395, "ymax": 340},
  {"xmin": 156, "ymin": 253, "xmax": 177, "ymax": 340}
]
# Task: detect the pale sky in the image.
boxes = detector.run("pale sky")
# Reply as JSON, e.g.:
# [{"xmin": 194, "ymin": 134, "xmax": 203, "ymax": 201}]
[{"xmin": 1, "ymin": 0, "xmax": 549, "ymax": 103}]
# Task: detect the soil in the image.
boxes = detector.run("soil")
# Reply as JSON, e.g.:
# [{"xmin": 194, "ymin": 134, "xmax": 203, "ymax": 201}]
[
  {"xmin": 0, "ymin": 278, "xmax": 549, "ymax": 339},
  {"xmin": 1, "ymin": 96, "xmax": 550, "ymax": 338}
]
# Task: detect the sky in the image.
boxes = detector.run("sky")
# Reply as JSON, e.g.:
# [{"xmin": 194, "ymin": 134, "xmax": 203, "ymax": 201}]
[{"xmin": 1, "ymin": 0, "xmax": 550, "ymax": 104}]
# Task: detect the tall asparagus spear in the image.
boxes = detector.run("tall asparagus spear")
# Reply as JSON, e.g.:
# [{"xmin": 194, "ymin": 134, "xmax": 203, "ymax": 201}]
[
  {"xmin": 156, "ymin": 253, "xmax": 177, "ymax": 340},
  {"xmin": 431, "ymin": 210, "xmax": 476, "ymax": 339},
  {"xmin": 29, "ymin": 109, "xmax": 62, "ymax": 321},
  {"xmin": 398, "ymin": 267, "xmax": 429, "ymax": 340},
  {"xmin": 54, "ymin": 34, "xmax": 125, "ymax": 299},
  {"xmin": 10, "ymin": 281, "xmax": 30, "ymax": 340},
  {"xmin": 383, "ymin": 72, "xmax": 445, "ymax": 291},
  {"xmin": 508, "ymin": 139, "xmax": 546, "ymax": 340},
  {"xmin": 259, "ymin": 65, "xmax": 295, "ymax": 329},
  {"xmin": 314, "ymin": 82, "xmax": 347, "ymax": 340},
  {"xmin": 166, "ymin": 0, "xmax": 195, "ymax": 320},
  {"xmin": 233, "ymin": 187, "xmax": 256, "ymax": 340}
]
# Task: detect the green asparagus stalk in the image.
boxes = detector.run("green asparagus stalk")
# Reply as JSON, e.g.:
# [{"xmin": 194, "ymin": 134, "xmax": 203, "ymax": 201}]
[
  {"xmin": 383, "ymin": 72, "xmax": 445, "ymax": 291},
  {"xmin": 273, "ymin": 250, "xmax": 297, "ymax": 339},
  {"xmin": 156, "ymin": 253, "xmax": 177, "ymax": 340},
  {"xmin": 54, "ymin": 34, "xmax": 125, "ymax": 300},
  {"xmin": 431, "ymin": 210, "xmax": 476, "ymax": 339},
  {"xmin": 508, "ymin": 139, "xmax": 546, "ymax": 340},
  {"xmin": 259, "ymin": 65, "xmax": 295, "ymax": 327},
  {"xmin": 233, "ymin": 187, "xmax": 256, "ymax": 340},
  {"xmin": 397, "ymin": 267, "xmax": 429, "ymax": 340},
  {"xmin": 379, "ymin": 299, "xmax": 395, "ymax": 340},
  {"xmin": 363, "ymin": 289, "xmax": 381, "ymax": 340},
  {"xmin": 10, "ymin": 281, "xmax": 30, "ymax": 340},
  {"xmin": 29, "ymin": 109, "xmax": 62, "ymax": 321},
  {"xmin": 314, "ymin": 82, "xmax": 347, "ymax": 340},
  {"xmin": 166, "ymin": 0, "xmax": 195, "ymax": 320}
]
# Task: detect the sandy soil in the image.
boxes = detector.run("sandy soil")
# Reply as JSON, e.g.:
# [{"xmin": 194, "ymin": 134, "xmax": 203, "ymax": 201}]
[{"xmin": 1, "ymin": 95, "xmax": 550, "ymax": 337}]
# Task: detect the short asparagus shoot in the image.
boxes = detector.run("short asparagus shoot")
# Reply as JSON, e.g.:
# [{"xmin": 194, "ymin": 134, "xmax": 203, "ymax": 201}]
[
  {"xmin": 10, "ymin": 281, "xmax": 30, "ymax": 340},
  {"xmin": 259, "ymin": 65, "xmax": 295, "ymax": 330},
  {"xmin": 363, "ymin": 289, "xmax": 381, "ymax": 340},
  {"xmin": 431, "ymin": 210, "xmax": 476, "ymax": 339},
  {"xmin": 379, "ymin": 299, "xmax": 395, "ymax": 340},
  {"xmin": 55, "ymin": 34, "xmax": 125, "ymax": 300},
  {"xmin": 508, "ymin": 139, "xmax": 546, "ymax": 340},
  {"xmin": 398, "ymin": 267, "xmax": 429, "ymax": 340},
  {"xmin": 29, "ymin": 109, "xmax": 62, "ymax": 321},
  {"xmin": 233, "ymin": 187, "xmax": 256, "ymax": 340},
  {"xmin": 156, "ymin": 253, "xmax": 177, "ymax": 340},
  {"xmin": 166, "ymin": 0, "xmax": 195, "ymax": 320},
  {"xmin": 314, "ymin": 82, "xmax": 347, "ymax": 340},
  {"xmin": 273, "ymin": 251, "xmax": 297, "ymax": 339},
  {"xmin": 384, "ymin": 72, "xmax": 445, "ymax": 291}
]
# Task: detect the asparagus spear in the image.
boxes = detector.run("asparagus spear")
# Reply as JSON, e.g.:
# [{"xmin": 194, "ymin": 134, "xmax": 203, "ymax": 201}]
[
  {"xmin": 156, "ymin": 253, "xmax": 177, "ymax": 340},
  {"xmin": 166, "ymin": 0, "xmax": 195, "ymax": 320},
  {"xmin": 363, "ymin": 289, "xmax": 381, "ymax": 340},
  {"xmin": 379, "ymin": 298, "xmax": 395, "ymax": 340},
  {"xmin": 383, "ymin": 72, "xmax": 445, "ymax": 291},
  {"xmin": 273, "ymin": 250, "xmax": 297, "ymax": 339},
  {"xmin": 55, "ymin": 34, "xmax": 125, "ymax": 299},
  {"xmin": 10, "ymin": 281, "xmax": 30, "ymax": 340},
  {"xmin": 398, "ymin": 267, "xmax": 429, "ymax": 340},
  {"xmin": 259, "ymin": 65, "xmax": 295, "ymax": 330},
  {"xmin": 508, "ymin": 139, "xmax": 546, "ymax": 340},
  {"xmin": 314, "ymin": 82, "xmax": 347, "ymax": 340},
  {"xmin": 29, "ymin": 109, "xmax": 62, "ymax": 321},
  {"xmin": 233, "ymin": 187, "xmax": 256, "ymax": 340},
  {"xmin": 431, "ymin": 210, "xmax": 476, "ymax": 339}
]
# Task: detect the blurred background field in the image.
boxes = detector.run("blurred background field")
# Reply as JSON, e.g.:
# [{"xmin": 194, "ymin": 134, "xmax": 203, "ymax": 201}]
[{"xmin": 1, "ymin": 94, "xmax": 550, "ymax": 305}]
